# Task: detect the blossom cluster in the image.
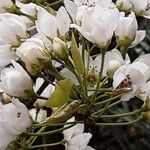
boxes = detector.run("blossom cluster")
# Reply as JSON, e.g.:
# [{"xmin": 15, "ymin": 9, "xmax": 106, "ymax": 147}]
[{"xmin": 0, "ymin": 0, "xmax": 150, "ymax": 149}]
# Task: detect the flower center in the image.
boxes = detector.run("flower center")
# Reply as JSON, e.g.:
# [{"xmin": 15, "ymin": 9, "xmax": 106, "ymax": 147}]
[
  {"xmin": 116, "ymin": 74, "xmax": 132, "ymax": 89},
  {"xmin": 87, "ymin": 67, "xmax": 98, "ymax": 87},
  {"xmin": 83, "ymin": 0, "xmax": 96, "ymax": 7}
]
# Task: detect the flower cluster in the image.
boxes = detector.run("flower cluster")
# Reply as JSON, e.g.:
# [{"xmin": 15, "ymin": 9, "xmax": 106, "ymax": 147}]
[{"xmin": 0, "ymin": 0, "xmax": 150, "ymax": 149}]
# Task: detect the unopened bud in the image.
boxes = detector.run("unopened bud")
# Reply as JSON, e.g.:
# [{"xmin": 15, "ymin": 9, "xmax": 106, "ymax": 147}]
[
  {"xmin": 107, "ymin": 60, "xmax": 122, "ymax": 78},
  {"xmin": 52, "ymin": 37, "xmax": 68, "ymax": 60}
]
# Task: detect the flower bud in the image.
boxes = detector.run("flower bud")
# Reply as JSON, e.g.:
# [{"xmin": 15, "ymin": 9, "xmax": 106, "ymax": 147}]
[
  {"xmin": 107, "ymin": 60, "xmax": 122, "ymax": 78},
  {"xmin": 16, "ymin": 36, "xmax": 51, "ymax": 75},
  {"xmin": 115, "ymin": 12, "xmax": 138, "ymax": 47},
  {"xmin": 52, "ymin": 37, "xmax": 68, "ymax": 60}
]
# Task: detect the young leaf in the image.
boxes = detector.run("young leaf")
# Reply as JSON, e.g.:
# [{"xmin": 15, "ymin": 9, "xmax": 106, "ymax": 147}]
[
  {"xmin": 71, "ymin": 33, "xmax": 84, "ymax": 75},
  {"xmin": 46, "ymin": 79, "xmax": 73, "ymax": 108}
]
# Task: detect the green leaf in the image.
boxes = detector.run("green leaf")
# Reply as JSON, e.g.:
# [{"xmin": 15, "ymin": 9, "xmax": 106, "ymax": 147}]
[
  {"xmin": 71, "ymin": 33, "xmax": 84, "ymax": 75},
  {"xmin": 46, "ymin": 79, "xmax": 73, "ymax": 108}
]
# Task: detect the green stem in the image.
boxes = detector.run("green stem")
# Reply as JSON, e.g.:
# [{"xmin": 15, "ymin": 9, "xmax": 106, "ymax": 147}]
[
  {"xmin": 28, "ymin": 140, "xmax": 65, "ymax": 149},
  {"xmin": 94, "ymin": 94, "xmax": 122, "ymax": 106},
  {"xmin": 27, "ymin": 124, "xmax": 75, "ymax": 136},
  {"xmin": 91, "ymin": 49, "xmax": 105, "ymax": 101},
  {"xmin": 100, "ymin": 108, "xmax": 143, "ymax": 118},
  {"xmin": 48, "ymin": 0, "xmax": 63, "ymax": 6},
  {"xmin": 95, "ymin": 116, "xmax": 143, "ymax": 126},
  {"xmin": 33, "ymin": 121, "xmax": 84, "ymax": 128},
  {"xmin": 92, "ymin": 99, "xmax": 122, "ymax": 118},
  {"xmin": 28, "ymin": 127, "xmax": 46, "ymax": 147},
  {"xmin": 40, "ymin": 73, "xmax": 55, "ymax": 86},
  {"xmin": 88, "ymin": 88, "xmax": 113, "ymax": 92}
]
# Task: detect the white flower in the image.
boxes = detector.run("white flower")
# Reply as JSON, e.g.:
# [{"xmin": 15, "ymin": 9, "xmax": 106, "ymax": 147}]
[
  {"xmin": 0, "ymin": 60, "xmax": 34, "ymax": 99},
  {"xmin": 16, "ymin": 0, "xmax": 37, "ymax": 17},
  {"xmin": 115, "ymin": 12, "xmax": 146, "ymax": 47},
  {"xmin": 0, "ymin": 0, "xmax": 14, "ymax": 13},
  {"xmin": 71, "ymin": 5, "xmax": 119, "ymax": 48},
  {"xmin": 29, "ymin": 108, "xmax": 47, "ymax": 123},
  {"xmin": 63, "ymin": 117, "xmax": 95, "ymax": 150},
  {"xmin": 113, "ymin": 54, "xmax": 150, "ymax": 101},
  {"xmin": 0, "ymin": 44, "xmax": 17, "ymax": 71},
  {"xmin": 0, "ymin": 98, "xmax": 31, "ymax": 149},
  {"xmin": 16, "ymin": 35, "xmax": 51, "ymax": 74},
  {"xmin": 64, "ymin": 0, "xmax": 113, "ymax": 22},
  {"xmin": 36, "ymin": 6, "xmax": 70, "ymax": 38},
  {"xmin": 0, "ymin": 14, "xmax": 28, "ymax": 46}
]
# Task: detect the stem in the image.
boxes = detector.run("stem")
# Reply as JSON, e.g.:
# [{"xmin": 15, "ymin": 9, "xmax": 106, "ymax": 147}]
[
  {"xmin": 100, "ymin": 108, "xmax": 143, "ymax": 118},
  {"xmin": 40, "ymin": 73, "xmax": 55, "ymax": 86},
  {"xmin": 33, "ymin": 121, "xmax": 84, "ymax": 128},
  {"xmin": 92, "ymin": 99, "xmax": 122, "ymax": 118},
  {"xmin": 48, "ymin": 0, "xmax": 63, "ymax": 6},
  {"xmin": 27, "ymin": 124, "xmax": 75, "ymax": 136},
  {"xmin": 88, "ymin": 88, "xmax": 113, "ymax": 92},
  {"xmin": 28, "ymin": 127, "xmax": 46, "ymax": 147},
  {"xmin": 94, "ymin": 94, "xmax": 122, "ymax": 106},
  {"xmin": 91, "ymin": 49, "xmax": 105, "ymax": 101},
  {"xmin": 95, "ymin": 116, "xmax": 143, "ymax": 126},
  {"xmin": 28, "ymin": 140, "xmax": 64, "ymax": 149}
]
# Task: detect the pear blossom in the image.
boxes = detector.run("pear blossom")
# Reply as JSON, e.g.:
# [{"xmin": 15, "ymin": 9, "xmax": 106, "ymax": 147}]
[
  {"xmin": 29, "ymin": 108, "xmax": 47, "ymax": 123},
  {"xmin": 115, "ymin": 12, "xmax": 146, "ymax": 47},
  {"xmin": 0, "ymin": 61, "xmax": 34, "ymax": 99},
  {"xmin": 0, "ymin": 0, "xmax": 14, "ymax": 13},
  {"xmin": 0, "ymin": 44, "xmax": 17, "ymax": 71},
  {"xmin": 36, "ymin": 6, "xmax": 71, "ymax": 38},
  {"xmin": 63, "ymin": 117, "xmax": 95, "ymax": 150},
  {"xmin": 64, "ymin": 0, "xmax": 114, "ymax": 22},
  {"xmin": 113, "ymin": 54, "xmax": 150, "ymax": 101},
  {"xmin": 16, "ymin": 35, "xmax": 51, "ymax": 74},
  {"xmin": 71, "ymin": 5, "xmax": 119, "ymax": 48},
  {"xmin": 0, "ymin": 15, "xmax": 28, "ymax": 46},
  {"xmin": 0, "ymin": 98, "xmax": 31, "ymax": 149}
]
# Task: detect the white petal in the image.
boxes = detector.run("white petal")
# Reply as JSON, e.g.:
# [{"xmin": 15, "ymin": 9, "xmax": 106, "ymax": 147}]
[
  {"xmin": 36, "ymin": 7, "xmax": 57, "ymax": 38},
  {"xmin": 64, "ymin": 0, "xmax": 78, "ymax": 20},
  {"xmin": 56, "ymin": 6, "xmax": 71, "ymax": 36},
  {"xmin": 130, "ymin": 30, "xmax": 146, "ymax": 47}
]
